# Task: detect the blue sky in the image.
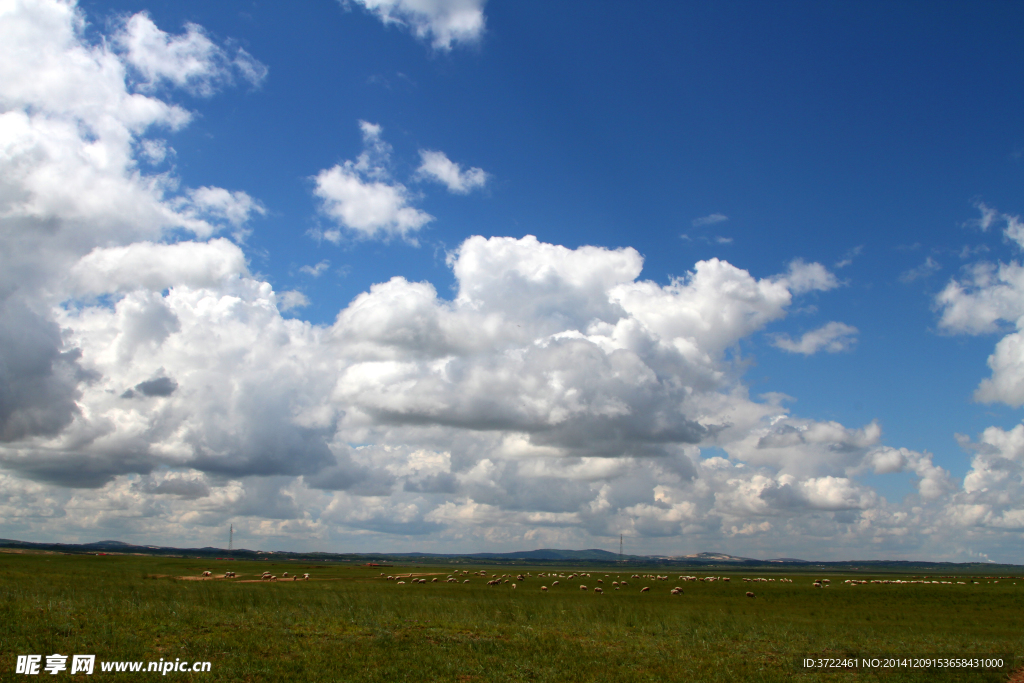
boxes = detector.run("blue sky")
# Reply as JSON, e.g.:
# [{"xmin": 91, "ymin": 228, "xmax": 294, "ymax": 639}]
[{"xmin": 2, "ymin": 0, "xmax": 1023, "ymax": 560}]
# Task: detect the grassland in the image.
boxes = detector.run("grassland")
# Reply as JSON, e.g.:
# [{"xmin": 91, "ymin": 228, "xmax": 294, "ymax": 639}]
[{"xmin": 0, "ymin": 551, "xmax": 1021, "ymax": 682}]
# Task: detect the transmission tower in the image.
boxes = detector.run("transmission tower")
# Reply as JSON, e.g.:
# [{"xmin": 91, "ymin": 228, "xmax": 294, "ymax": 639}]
[
  {"xmin": 619, "ymin": 534, "xmax": 623, "ymax": 562},
  {"xmin": 229, "ymin": 524, "xmax": 233, "ymax": 551}
]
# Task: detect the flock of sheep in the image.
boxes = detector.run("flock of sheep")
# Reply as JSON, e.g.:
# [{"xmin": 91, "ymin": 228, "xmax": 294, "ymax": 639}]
[
  {"xmin": 259, "ymin": 570, "xmax": 310, "ymax": 582},
  {"xmin": 196, "ymin": 570, "xmax": 309, "ymax": 581},
  {"xmin": 384, "ymin": 570, "xmax": 763, "ymax": 595},
  {"xmin": 194, "ymin": 568, "xmax": 1017, "ymax": 592},
  {"xmin": 383, "ymin": 570, "xmax": 1016, "ymax": 598}
]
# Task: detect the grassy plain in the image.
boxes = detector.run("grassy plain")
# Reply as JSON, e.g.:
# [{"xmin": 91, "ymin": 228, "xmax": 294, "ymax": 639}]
[{"xmin": 0, "ymin": 551, "xmax": 1021, "ymax": 682}]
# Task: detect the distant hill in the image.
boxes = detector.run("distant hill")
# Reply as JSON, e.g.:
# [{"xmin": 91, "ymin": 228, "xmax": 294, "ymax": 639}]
[
  {"xmin": 1, "ymin": 538, "xmax": 1020, "ymax": 572},
  {"xmin": 679, "ymin": 552, "xmax": 762, "ymax": 562},
  {"xmin": 390, "ymin": 548, "xmax": 625, "ymax": 561}
]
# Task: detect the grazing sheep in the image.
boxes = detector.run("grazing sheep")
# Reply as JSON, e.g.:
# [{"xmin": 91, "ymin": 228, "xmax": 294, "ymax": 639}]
[
  {"xmin": 432, "ymin": 578, "xmax": 438, "ymax": 583},
  {"xmin": 594, "ymin": 587, "xmax": 603, "ymax": 594},
  {"xmin": 552, "ymin": 581, "xmax": 559, "ymax": 586},
  {"xmin": 282, "ymin": 572, "xmax": 289, "ymax": 578},
  {"xmin": 541, "ymin": 586, "xmax": 548, "ymax": 592},
  {"xmin": 640, "ymin": 587, "xmax": 650, "ymax": 593},
  {"xmin": 463, "ymin": 579, "xmax": 469, "ymax": 583},
  {"xmin": 512, "ymin": 584, "xmax": 517, "ymax": 589},
  {"xmin": 620, "ymin": 581, "xmax": 628, "ymax": 586},
  {"xmin": 579, "ymin": 585, "xmax": 588, "ymax": 591},
  {"xmin": 397, "ymin": 581, "xmax": 406, "ymax": 585},
  {"xmin": 270, "ymin": 576, "xmax": 277, "ymax": 581},
  {"xmin": 202, "ymin": 571, "xmax": 211, "ymax": 577},
  {"xmin": 746, "ymin": 592, "xmax": 755, "ymax": 598},
  {"xmin": 303, "ymin": 574, "xmax": 309, "ymax": 580},
  {"xmin": 597, "ymin": 579, "xmax": 603, "ymax": 584}
]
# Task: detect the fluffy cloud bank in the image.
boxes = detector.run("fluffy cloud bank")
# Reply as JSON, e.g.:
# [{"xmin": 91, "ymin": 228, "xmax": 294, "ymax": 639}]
[
  {"xmin": 2, "ymin": 1, "xmax": 1022, "ymax": 560},
  {"xmin": 937, "ymin": 207, "xmax": 1024, "ymax": 406}
]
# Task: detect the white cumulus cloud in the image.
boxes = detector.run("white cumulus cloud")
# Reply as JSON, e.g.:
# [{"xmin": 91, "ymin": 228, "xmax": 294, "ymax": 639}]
[
  {"xmin": 6, "ymin": 1, "xmax": 1024, "ymax": 562},
  {"xmin": 775, "ymin": 258, "xmax": 841, "ymax": 295},
  {"xmin": 300, "ymin": 260, "xmax": 331, "ymax": 277},
  {"xmin": 416, "ymin": 150, "xmax": 488, "ymax": 194},
  {"xmin": 936, "ymin": 206, "xmax": 1024, "ymax": 406},
  {"xmin": 770, "ymin": 321, "xmax": 858, "ymax": 355},
  {"xmin": 0, "ymin": 0, "xmax": 267, "ymax": 457},
  {"xmin": 313, "ymin": 122, "xmax": 433, "ymax": 242},
  {"xmin": 115, "ymin": 12, "xmax": 267, "ymax": 95},
  {"xmin": 692, "ymin": 213, "xmax": 728, "ymax": 227},
  {"xmin": 344, "ymin": 0, "xmax": 486, "ymax": 50}
]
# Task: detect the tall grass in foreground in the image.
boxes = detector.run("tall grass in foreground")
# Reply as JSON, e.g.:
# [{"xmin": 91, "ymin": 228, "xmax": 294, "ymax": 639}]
[{"xmin": 0, "ymin": 553, "xmax": 1020, "ymax": 682}]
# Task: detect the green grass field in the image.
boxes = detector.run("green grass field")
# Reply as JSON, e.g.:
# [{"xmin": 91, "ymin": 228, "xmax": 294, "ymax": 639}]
[{"xmin": 1, "ymin": 551, "xmax": 1021, "ymax": 682}]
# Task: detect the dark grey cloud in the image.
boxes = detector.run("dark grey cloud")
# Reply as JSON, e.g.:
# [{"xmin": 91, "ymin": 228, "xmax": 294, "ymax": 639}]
[
  {"xmin": 403, "ymin": 472, "xmax": 458, "ymax": 494},
  {"xmin": 305, "ymin": 451, "xmax": 396, "ymax": 495},
  {"xmin": 2, "ymin": 448, "xmax": 157, "ymax": 488},
  {"xmin": 232, "ymin": 478, "xmax": 304, "ymax": 520},
  {"xmin": 187, "ymin": 424, "xmax": 335, "ymax": 478},
  {"xmin": 134, "ymin": 376, "xmax": 178, "ymax": 397},
  {"xmin": 147, "ymin": 478, "xmax": 210, "ymax": 499},
  {"xmin": 0, "ymin": 300, "xmax": 84, "ymax": 442}
]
